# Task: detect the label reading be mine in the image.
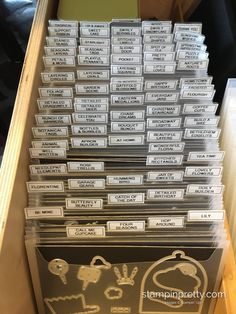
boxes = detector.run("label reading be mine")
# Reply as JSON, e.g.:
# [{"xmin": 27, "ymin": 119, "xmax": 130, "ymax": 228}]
[
  {"xmin": 185, "ymin": 167, "xmax": 222, "ymax": 177},
  {"xmin": 149, "ymin": 142, "xmax": 185, "ymax": 153},
  {"xmin": 66, "ymin": 198, "xmax": 103, "ymax": 209},
  {"xmin": 186, "ymin": 184, "xmax": 224, "ymax": 195},
  {"xmin": 109, "ymin": 135, "xmax": 144, "ymax": 146},
  {"xmin": 67, "ymin": 162, "xmax": 104, "ymax": 172},
  {"xmin": 144, "ymin": 80, "xmax": 178, "ymax": 91},
  {"xmin": 43, "ymin": 56, "xmax": 75, "ymax": 67},
  {"xmin": 145, "ymin": 92, "xmax": 179, "ymax": 102},
  {"xmin": 44, "ymin": 47, "xmax": 76, "ymax": 56},
  {"xmin": 187, "ymin": 210, "xmax": 224, "ymax": 222},
  {"xmin": 27, "ymin": 181, "xmax": 64, "ymax": 193},
  {"xmin": 30, "ymin": 164, "xmax": 67, "ymax": 175},
  {"xmin": 25, "ymin": 207, "xmax": 64, "ymax": 219},
  {"xmin": 184, "ymin": 128, "xmax": 220, "ymax": 139},
  {"xmin": 32, "ymin": 127, "xmax": 68, "ymax": 138},
  {"xmin": 147, "ymin": 131, "xmax": 182, "ymax": 142},
  {"xmin": 41, "ymin": 72, "xmax": 75, "ymax": 83},
  {"xmin": 46, "ymin": 37, "xmax": 77, "ymax": 47},
  {"xmin": 147, "ymin": 118, "xmax": 181, "ymax": 129},
  {"xmin": 107, "ymin": 221, "xmax": 145, "ymax": 232},
  {"xmin": 71, "ymin": 137, "xmax": 107, "ymax": 148},
  {"xmin": 148, "ymin": 217, "xmax": 184, "ymax": 228},
  {"xmin": 188, "ymin": 151, "xmax": 224, "ymax": 162},
  {"xmin": 147, "ymin": 189, "xmax": 184, "ymax": 200},
  {"xmin": 39, "ymin": 87, "xmax": 73, "ymax": 98},
  {"xmin": 108, "ymin": 193, "xmax": 145, "ymax": 204},
  {"xmin": 107, "ymin": 175, "xmax": 143, "ymax": 185},
  {"xmin": 75, "ymin": 84, "xmax": 109, "ymax": 95},
  {"xmin": 77, "ymin": 70, "xmax": 109, "ymax": 80},
  {"xmin": 111, "ymin": 94, "xmax": 144, "ymax": 105},
  {"xmin": 183, "ymin": 103, "xmax": 218, "ymax": 114},
  {"xmin": 147, "ymin": 105, "xmax": 181, "ymax": 116},
  {"xmin": 71, "ymin": 125, "xmax": 107, "ymax": 135},
  {"xmin": 146, "ymin": 155, "xmax": 183, "ymax": 166},
  {"xmin": 29, "ymin": 148, "xmax": 66, "ymax": 159},
  {"xmin": 72, "ymin": 113, "xmax": 108, "ymax": 123},
  {"xmin": 147, "ymin": 171, "xmax": 184, "ymax": 182},
  {"xmin": 68, "ymin": 179, "xmax": 105, "ymax": 190},
  {"xmin": 144, "ymin": 63, "xmax": 176, "ymax": 74},
  {"xmin": 111, "ymin": 122, "xmax": 145, "ymax": 132},
  {"xmin": 37, "ymin": 98, "xmax": 73, "ymax": 110},
  {"xmin": 66, "ymin": 226, "xmax": 105, "ymax": 238}
]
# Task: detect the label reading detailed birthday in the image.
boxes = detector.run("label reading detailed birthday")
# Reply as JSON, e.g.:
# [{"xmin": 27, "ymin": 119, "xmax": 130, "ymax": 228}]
[
  {"xmin": 71, "ymin": 137, "xmax": 107, "ymax": 148},
  {"xmin": 67, "ymin": 162, "xmax": 104, "ymax": 172},
  {"xmin": 107, "ymin": 221, "xmax": 145, "ymax": 232},
  {"xmin": 108, "ymin": 193, "xmax": 145, "ymax": 204},
  {"xmin": 66, "ymin": 198, "xmax": 103, "ymax": 209},
  {"xmin": 147, "ymin": 105, "xmax": 181, "ymax": 116},
  {"xmin": 30, "ymin": 164, "xmax": 67, "ymax": 175},
  {"xmin": 147, "ymin": 131, "xmax": 182, "ymax": 142},
  {"xmin": 147, "ymin": 171, "xmax": 184, "ymax": 182},
  {"xmin": 66, "ymin": 226, "xmax": 105, "ymax": 238},
  {"xmin": 146, "ymin": 155, "xmax": 183, "ymax": 166},
  {"xmin": 107, "ymin": 175, "xmax": 143, "ymax": 185},
  {"xmin": 149, "ymin": 142, "xmax": 185, "ymax": 153},
  {"xmin": 147, "ymin": 189, "xmax": 184, "ymax": 200},
  {"xmin": 68, "ymin": 179, "xmax": 105, "ymax": 190}
]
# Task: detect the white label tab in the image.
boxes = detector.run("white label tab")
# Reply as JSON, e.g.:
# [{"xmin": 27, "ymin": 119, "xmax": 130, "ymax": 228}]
[
  {"xmin": 32, "ymin": 140, "xmax": 68, "ymax": 149},
  {"xmin": 32, "ymin": 127, "xmax": 68, "ymax": 138},
  {"xmin": 149, "ymin": 142, "xmax": 185, "ymax": 153},
  {"xmin": 112, "ymin": 37, "xmax": 142, "ymax": 45},
  {"xmin": 107, "ymin": 221, "xmax": 145, "ymax": 232},
  {"xmin": 111, "ymin": 122, "xmax": 145, "ymax": 132},
  {"xmin": 144, "ymin": 52, "xmax": 175, "ymax": 62},
  {"xmin": 75, "ymin": 84, "xmax": 109, "ymax": 95},
  {"xmin": 184, "ymin": 128, "xmax": 221, "ymax": 139},
  {"xmin": 25, "ymin": 207, "xmax": 64, "ymax": 219},
  {"xmin": 180, "ymin": 90, "xmax": 214, "ymax": 100},
  {"xmin": 29, "ymin": 148, "xmax": 66, "ymax": 159},
  {"xmin": 74, "ymin": 97, "xmax": 108, "ymax": 111},
  {"xmin": 147, "ymin": 131, "xmax": 182, "ymax": 142},
  {"xmin": 111, "ymin": 65, "xmax": 142, "ymax": 76},
  {"xmin": 41, "ymin": 72, "xmax": 75, "ymax": 83},
  {"xmin": 71, "ymin": 137, "xmax": 107, "ymax": 148},
  {"xmin": 37, "ymin": 98, "xmax": 73, "ymax": 110},
  {"xmin": 147, "ymin": 118, "xmax": 181, "ymax": 129},
  {"xmin": 80, "ymin": 27, "xmax": 110, "ymax": 37},
  {"xmin": 148, "ymin": 217, "xmax": 184, "ymax": 228},
  {"xmin": 112, "ymin": 45, "xmax": 142, "ymax": 54},
  {"xmin": 79, "ymin": 46, "xmax": 109, "ymax": 55},
  {"xmin": 147, "ymin": 189, "xmax": 184, "ymax": 200},
  {"xmin": 176, "ymin": 42, "xmax": 207, "ymax": 51},
  {"xmin": 49, "ymin": 20, "xmax": 78, "ymax": 28},
  {"xmin": 112, "ymin": 27, "xmax": 141, "ymax": 36},
  {"xmin": 188, "ymin": 151, "xmax": 225, "ymax": 162},
  {"xmin": 174, "ymin": 32, "xmax": 204, "ymax": 43},
  {"xmin": 145, "ymin": 80, "xmax": 178, "ymax": 91},
  {"xmin": 109, "ymin": 135, "xmax": 144, "ymax": 146},
  {"xmin": 185, "ymin": 167, "xmax": 222, "ymax": 177},
  {"xmin": 177, "ymin": 60, "xmax": 209, "ymax": 71},
  {"xmin": 77, "ymin": 69, "xmax": 109, "ymax": 80},
  {"xmin": 174, "ymin": 23, "xmax": 202, "ymax": 33},
  {"xmin": 80, "ymin": 22, "xmax": 110, "ymax": 28},
  {"xmin": 177, "ymin": 50, "xmax": 208, "ymax": 60},
  {"xmin": 147, "ymin": 171, "xmax": 184, "ymax": 182},
  {"xmin": 184, "ymin": 116, "xmax": 219, "ymax": 127},
  {"xmin": 46, "ymin": 37, "xmax": 77, "ymax": 47},
  {"xmin": 30, "ymin": 164, "xmax": 67, "ymax": 175},
  {"xmin": 78, "ymin": 55, "xmax": 109, "ymax": 66},
  {"xmin": 68, "ymin": 179, "xmax": 105, "ymax": 190},
  {"xmin": 145, "ymin": 92, "xmax": 179, "ymax": 102},
  {"xmin": 183, "ymin": 103, "xmax": 218, "ymax": 115},
  {"xmin": 186, "ymin": 184, "xmax": 224, "ymax": 195},
  {"xmin": 80, "ymin": 38, "xmax": 110, "ymax": 46},
  {"xmin": 72, "ymin": 113, "xmax": 108, "ymax": 123},
  {"xmin": 111, "ymin": 94, "xmax": 144, "ymax": 105},
  {"xmin": 144, "ymin": 44, "xmax": 175, "ymax": 52},
  {"xmin": 67, "ymin": 226, "xmax": 105, "ymax": 238},
  {"xmin": 48, "ymin": 27, "xmax": 78, "ymax": 37},
  {"xmin": 143, "ymin": 34, "xmax": 173, "ymax": 44},
  {"xmin": 107, "ymin": 175, "xmax": 143, "ymax": 185},
  {"xmin": 44, "ymin": 47, "xmax": 76, "ymax": 56},
  {"xmin": 147, "ymin": 105, "xmax": 181, "ymax": 116},
  {"xmin": 143, "ymin": 24, "xmax": 172, "ymax": 34},
  {"xmin": 111, "ymin": 54, "xmax": 142, "ymax": 64},
  {"xmin": 27, "ymin": 181, "xmax": 64, "ymax": 193},
  {"xmin": 108, "ymin": 193, "xmax": 145, "ymax": 204},
  {"xmin": 146, "ymin": 155, "xmax": 183, "ymax": 166},
  {"xmin": 39, "ymin": 87, "xmax": 73, "ymax": 98},
  {"xmin": 111, "ymin": 110, "xmax": 145, "ymax": 121},
  {"xmin": 67, "ymin": 162, "xmax": 104, "ymax": 172},
  {"xmin": 35, "ymin": 114, "xmax": 71, "ymax": 125},
  {"xmin": 43, "ymin": 56, "xmax": 75, "ymax": 67},
  {"xmin": 72, "ymin": 124, "xmax": 107, "ymax": 135},
  {"xmin": 144, "ymin": 63, "xmax": 176, "ymax": 74},
  {"xmin": 180, "ymin": 77, "xmax": 213, "ymax": 87},
  {"xmin": 187, "ymin": 210, "xmax": 224, "ymax": 222},
  {"xmin": 110, "ymin": 82, "xmax": 143, "ymax": 93},
  {"xmin": 66, "ymin": 198, "xmax": 103, "ymax": 209}
]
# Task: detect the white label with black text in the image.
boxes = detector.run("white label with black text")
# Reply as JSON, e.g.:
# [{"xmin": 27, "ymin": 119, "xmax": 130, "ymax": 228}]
[
  {"xmin": 30, "ymin": 164, "xmax": 67, "ymax": 175},
  {"xmin": 111, "ymin": 122, "xmax": 145, "ymax": 132},
  {"xmin": 78, "ymin": 55, "xmax": 109, "ymax": 66},
  {"xmin": 111, "ymin": 65, "xmax": 142, "ymax": 76},
  {"xmin": 184, "ymin": 116, "xmax": 219, "ymax": 127},
  {"xmin": 184, "ymin": 128, "xmax": 221, "ymax": 139},
  {"xmin": 107, "ymin": 221, "xmax": 145, "ymax": 232},
  {"xmin": 107, "ymin": 175, "xmax": 143, "ymax": 185},
  {"xmin": 35, "ymin": 114, "xmax": 71, "ymax": 125},
  {"xmin": 111, "ymin": 110, "xmax": 145, "ymax": 121},
  {"xmin": 68, "ymin": 179, "xmax": 105, "ymax": 190},
  {"xmin": 187, "ymin": 210, "xmax": 224, "ymax": 222},
  {"xmin": 147, "ymin": 171, "xmax": 184, "ymax": 182},
  {"xmin": 147, "ymin": 105, "xmax": 181, "ymax": 116},
  {"xmin": 66, "ymin": 198, "xmax": 103, "ymax": 209},
  {"xmin": 72, "ymin": 113, "xmax": 108, "ymax": 123},
  {"xmin": 147, "ymin": 189, "xmax": 184, "ymax": 200},
  {"xmin": 144, "ymin": 44, "xmax": 175, "ymax": 52},
  {"xmin": 43, "ymin": 56, "xmax": 75, "ymax": 67},
  {"xmin": 183, "ymin": 103, "xmax": 218, "ymax": 114},
  {"xmin": 148, "ymin": 217, "xmax": 184, "ymax": 228},
  {"xmin": 41, "ymin": 72, "xmax": 75, "ymax": 83},
  {"xmin": 147, "ymin": 131, "xmax": 182, "ymax": 142},
  {"xmin": 39, "ymin": 87, "xmax": 73, "ymax": 98},
  {"xmin": 32, "ymin": 127, "xmax": 68, "ymax": 138},
  {"xmin": 67, "ymin": 226, "xmax": 105, "ymax": 238},
  {"xmin": 143, "ymin": 34, "xmax": 173, "ymax": 44},
  {"xmin": 188, "ymin": 151, "xmax": 224, "ymax": 162},
  {"xmin": 145, "ymin": 80, "xmax": 178, "ymax": 91},
  {"xmin": 77, "ymin": 70, "xmax": 109, "ymax": 80},
  {"xmin": 75, "ymin": 84, "xmax": 109, "ymax": 95},
  {"xmin": 145, "ymin": 92, "xmax": 179, "ymax": 102},
  {"xmin": 185, "ymin": 167, "xmax": 222, "ymax": 177},
  {"xmin": 37, "ymin": 98, "xmax": 73, "ymax": 110},
  {"xmin": 147, "ymin": 118, "xmax": 181, "ymax": 129},
  {"xmin": 48, "ymin": 27, "xmax": 78, "ymax": 37},
  {"xmin": 146, "ymin": 155, "xmax": 183, "ymax": 166},
  {"xmin": 32, "ymin": 140, "xmax": 68, "ymax": 149},
  {"xmin": 149, "ymin": 142, "xmax": 185, "ymax": 153},
  {"xmin": 71, "ymin": 125, "xmax": 107, "ymax": 135},
  {"xmin": 71, "ymin": 137, "xmax": 107, "ymax": 148},
  {"xmin": 144, "ymin": 63, "xmax": 176, "ymax": 74},
  {"xmin": 29, "ymin": 148, "xmax": 66, "ymax": 159},
  {"xmin": 27, "ymin": 181, "xmax": 64, "ymax": 193},
  {"xmin": 108, "ymin": 193, "xmax": 145, "ymax": 204},
  {"xmin": 44, "ymin": 47, "xmax": 76, "ymax": 56},
  {"xmin": 111, "ymin": 94, "xmax": 144, "ymax": 105},
  {"xmin": 67, "ymin": 162, "xmax": 104, "ymax": 172},
  {"xmin": 186, "ymin": 184, "xmax": 224, "ymax": 195},
  {"xmin": 25, "ymin": 207, "xmax": 64, "ymax": 219},
  {"xmin": 46, "ymin": 37, "xmax": 77, "ymax": 47},
  {"xmin": 109, "ymin": 135, "xmax": 144, "ymax": 146}
]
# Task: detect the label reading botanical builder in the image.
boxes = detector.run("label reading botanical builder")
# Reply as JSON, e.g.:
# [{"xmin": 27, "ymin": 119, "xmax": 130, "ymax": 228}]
[
  {"xmin": 184, "ymin": 128, "xmax": 220, "ymax": 139},
  {"xmin": 145, "ymin": 92, "xmax": 179, "ymax": 102},
  {"xmin": 72, "ymin": 113, "xmax": 108, "ymax": 123},
  {"xmin": 111, "ymin": 122, "xmax": 145, "ymax": 132},
  {"xmin": 109, "ymin": 135, "xmax": 144, "ymax": 146},
  {"xmin": 149, "ymin": 142, "xmax": 185, "ymax": 153},
  {"xmin": 37, "ymin": 98, "xmax": 73, "ymax": 110},
  {"xmin": 107, "ymin": 221, "xmax": 145, "ymax": 232},
  {"xmin": 71, "ymin": 137, "xmax": 107, "ymax": 148},
  {"xmin": 186, "ymin": 184, "xmax": 224, "ymax": 195},
  {"xmin": 108, "ymin": 193, "xmax": 145, "ymax": 204},
  {"xmin": 66, "ymin": 198, "xmax": 103, "ymax": 209},
  {"xmin": 67, "ymin": 162, "xmax": 104, "ymax": 172},
  {"xmin": 185, "ymin": 167, "xmax": 222, "ymax": 177},
  {"xmin": 30, "ymin": 164, "xmax": 67, "ymax": 175},
  {"xmin": 148, "ymin": 217, "xmax": 184, "ymax": 228},
  {"xmin": 27, "ymin": 181, "xmax": 64, "ymax": 193},
  {"xmin": 107, "ymin": 175, "xmax": 143, "ymax": 185},
  {"xmin": 147, "ymin": 131, "xmax": 182, "ymax": 142},
  {"xmin": 147, "ymin": 189, "xmax": 184, "ymax": 200},
  {"xmin": 147, "ymin": 171, "xmax": 184, "ymax": 182},
  {"xmin": 39, "ymin": 87, "xmax": 73, "ymax": 98},
  {"xmin": 111, "ymin": 94, "xmax": 144, "ymax": 105},
  {"xmin": 187, "ymin": 210, "xmax": 224, "ymax": 222},
  {"xmin": 71, "ymin": 125, "xmax": 107, "ymax": 135},
  {"xmin": 77, "ymin": 69, "xmax": 109, "ymax": 80},
  {"xmin": 188, "ymin": 151, "xmax": 224, "ymax": 162},
  {"xmin": 68, "ymin": 179, "xmax": 105, "ymax": 190},
  {"xmin": 66, "ymin": 226, "xmax": 105, "ymax": 238},
  {"xmin": 29, "ymin": 148, "xmax": 66, "ymax": 159},
  {"xmin": 146, "ymin": 155, "xmax": 183, "ymax": 166},
  {"xmin": 147, "ymin": 118, "xmax": 181, "ymax": 129},
  {"xmin": 147, "ymin": 105, "xmax": 181, "ymax": 116},
  {"xmin": 25, "ymin": 207, "xmax": 64, "ymax": 219},
  {"xmin": 32, "ymin": 127, "xmax": 68, "ymax": 138}
]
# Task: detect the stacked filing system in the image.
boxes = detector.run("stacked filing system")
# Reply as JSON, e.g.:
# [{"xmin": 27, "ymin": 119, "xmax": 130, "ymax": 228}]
[{"xmin": 26, "ymin": 19, "xmax": 227, "ymax": 314}]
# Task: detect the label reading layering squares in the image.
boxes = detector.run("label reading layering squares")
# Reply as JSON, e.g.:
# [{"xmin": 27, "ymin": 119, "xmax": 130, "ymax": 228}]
[
  {"xmin": 27, "ymin": 181, "xmax": 64, "ymax": 193},
  {"xmin": 186, "ymin": 184, "xmax": 224, "ymax": 195},
  {"xmin": 25, "ymin": 207, "xmax": 64, "ymax": 219},
  {"xmin": 30, "ymin": 164, "xmax": 67, "ymax": 175},
  {"xmin": 109, "ymin": 135, "xmax": 144, "ymax": 146},
  {"xmin": 185, "ymin": 167, "xmax": 223, "ymax": 177},
  {"xmin": 144, "ymin": 80, "xmax": 178, "ymax": 91},
  {"xmin": 184, "ymin": 116, "xmax": 219, "ymax": 127},
  {"xmin": 48, "ymin": 27, "xmax": 78, "ymax": 37},
  {"xmin": 43, "ymin": 56, "xmax": 75, "ymax": 67},
  {"xmin": 67, "ymin": 162, "xmax": 104, "ymax": 172},
  {"xmin": 183, "ymin": 103, "xmax": 218, "ymax": 114},
  {"xmin": 111, "ymin": 110, "xmax": 145, "ymax": 121},
  {"xmin": 68, "ymin": 179, "xmax": 105, "ymax": 190},
  {"xmin": 66, "ymin": 226, "xmax": 106, "ymax": 238},
  {"xmin": 147, "ymin": 189, "xmax": 184, "ymax": 200},
  {"xmin": 107, "ymin": 175, "xmax": 143, "ymax": 185},
  {"xmin": 66, "ymin": 198, "xmax": 103, "ymax": 209},
  {"xmin": 144, "ymin": 63, "xmax": 176, "ymax": 74},
  {"xmin": 144, "ymin": 52, "xmax": 175, "ymax": 62},
  {"xmin": 188, "ymin": 151, "xmax": 225, "ymax": 162},
  {"xmin": 80, "ymin": 38, "xmax": 110, "ymax": 46},
  {"xmin": 143, "ymin": 34, "xmax": 173, "ymax": 43},
  {"xmin": 72, "ymin": 113, "xmax": 108, "ymax": 123},
  {"xmin": 29, "ymin": 148, "xmax": 66, "ymax": 159},
  {"xmin": 37, "ymin": 98, "xmax": 73, "ymax": 110},
  {"xmin": 77, "ymin": 69, "xmax": 110, "ymax": 80},
  {"xmin": 71, "ymin": 137, "xmax": 107, "ymax": 148},
  {"xmin": 32, "ymin": 127, "xmax": 68, "ymax": 138},
  {"xmin": 32, "ymin": 140, "xmax": 68, "ymax": 149},
  {"xmin": 71, "ymin": 125, "xmax": 107, "ymax": 135},
  {"xmin": 41, "ymin": 72, "xmax": 75, "ymax": 83},
  {"xmin": 44, "ymin": 47, "xmax": 76, "ymax": 56},
  {"xmin": 147, "ymin": 105, "xmax": 181, "ymax": 116},
  {"xmin": 111, "ymin": 65, "xmax": 142, "ymax": 76},
  {"xmin": 75, "ymin": 84, "xmax": 109, "ymax": 95},
  {"xmin": 146, "ymin": 155, "xmax": 183, "ymax": 166},
  {"xmin": 147, "ymin": 171, "xmax": 184, "ymax": 182},
  {"xmin": 39, "ymin": 87, "xmax": 73, "ymax": 98},
  {"xmin": 149, "ymin": 142, "xmax": 185, "ymax": 153},
  {"xmin": 187, "ymin": 210, "xmax": 224, "ymax": 222},
  {"xmin": 143, "ymin": 44, "xmax": 175, "ymax": 52},
  {"xmin": 80, "ymin": 27, "xmax": 110, "ymax": 37},
  {"xmin": 145, "ymin": 92, "xmax": 179, "ymax": 102},
  {"xmin": 147, "ymin": 131, "xmax": 182, "ymax": 142},
  {"xmin": 148, "ymin": 217, "xmax": 184, "ymax": 228},
  {"xmin": 111, "ymin": 122, "xmax": 145, "ymax": 132},
  {"xmin": 78, "ymin": 55, "xmax": 109, "ymax": 66},
  {"xmin": 107, "ymin": 221, "xmax": 145, "ymax": 232},
  {"xmin": 177, "ymin": 60, "xmax": 209, "ymax": 71},
  {"xmin": 108, "ymin": 193, "xmax": 145, "ymax": 204},
  {"xmin": 184, "ymin": 128, "xmax": 221, "ymax": 139},
  {"xmin": 111, "ymin": 94, "xmax": 144, "ymax": 105},
  {"xmin": 35, "ymin": 114, "xmax": 71, "ymax": 125},
  {"xmin": 147, "ymin": 118, "xmax": 181, "ymax": 129},
  {"xmin": 46, "ymin": 37, "xmax": 77, "ymax": 47}
]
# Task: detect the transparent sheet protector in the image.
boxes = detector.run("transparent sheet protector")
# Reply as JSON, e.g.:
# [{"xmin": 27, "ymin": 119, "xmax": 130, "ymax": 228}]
[{"xmin": 26, "ymin": 241, "xmax": 228, "ymax": 314}]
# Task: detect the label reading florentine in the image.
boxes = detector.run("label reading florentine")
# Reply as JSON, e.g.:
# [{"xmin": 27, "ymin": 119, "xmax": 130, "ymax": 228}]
[
  {"xmin": 27, "ymin": 181, "xmax": 64, "ymax": 193},
  {"xmin": 25, "ymin": 207, "xmax": 64, "ymax": 219},
  {"xmin": 71, "ymin": 125, "xmax": 107, "ymax": 135},
  {"xmin": 39, "ymin": 87, "xmax": 73, "ymax": 98},
  {"xmin": 35, "ymin": 114, "xmax": 71, "ymax": 125},
  {"xmin": 149, "ymin": 142, "xmax": 185, "ymax": 153},
  {"xmin": 72, "ymin": 113, "xmax": 108, "ymax": 123},
  {"xmin": 29, "ymin": 148, "xmax": 66, "ymax": 159},
  {"xmin": 110, "ymin": 110, "xmax": 145, "ymax": 121},
  {"xmin": 184, "ymin": 167, "xmax": 222, "ymax": 177},
  {"xmin": 67, "ymin": 162, "xmax": 104, "ymax": 172},
  {"xmin": 77, "ymin": 69, "xmax": 110, "ymax": 80},
  {"xmin": 41, "ymin": 72, "xmax": 75, "ymax": 83},
  {"xmin": 68, "ymin": 179, "xmax": 105, "ymax": 190},
  {"xmin": 147, "ymin": 171, "xmax": 184, "ymax": 182},
  {"xmin": 186, "ymin": 184, "xmax": 224, "ymax": 195},
  {"xmin": 188, "ymin": 151, "xmax": 225, "ymax": 162},
  {"xmin": 147, "ymin": 131, "xmax": 182, "ymax": 142},
  {"xmin": 147, "ymin": 189, "xmax": 184, "ymax": 200},
  {"xmin": 146, "ymin": 155, "xmax": 183, "ymax": 166},
  {"xmin": 145, "ymin": 92, "xmax": 179, "ymax": 102},
  {"xmin": 107, "ymin": 221, "xmax": 145, "ymax": 232},
  {"xmin": 147, "ymin": 105, "xmax": 181, "ymax": 116},
  {"xmin": 108, "ymin": 193, "xmax": 145, "ymax": 204},
  {"xmin": 111, "ymin": 94, "xmax": 144, "ymax": 105},
  {"xmin": 148, "ymin": 217, "xmax": 184, "ymax": 228},
  {"xmin": 30, "ymin": 164, "xmax": 67, "ymax": 175},
  {"xmin": 184, "ymin": 128, "xmax": 221, "ymax": 139},
  {"xmin": 109, "ymin": 135, "xmax": 144, "ymax": 146},
  {"xmin": 32, "ymin": 127, "xmax": 68, "ymax": 138},
  {"xmin": 66, "ymin": 198, "xmax": 103, "ymax": 209},
  {"xmin": 37, "ymin": 98, "xmax": 73, "ymax": 110},
  {"xmin": 71, "ymin": 137, "xmax": 107, "ymax": 148},
  {"xmin": 183, "ymin": 103, "xmax": 218, "ymax": 114},
  {"xmin": 144, "ymin": 80, "xmax": 178, "ymax": 91},
  {"xmin": 107, "ymin": 175, "xmax": 143, "ymax": 185},
  {"xmin": 43, "ymin": 56, "xmax": 75, "ymax": 67},
  {"xmin": 111, "ymin": 122, "xmax": 145, "ymax": 132},
  {"xmin": 147, "ymin": 118, "xmax": 181, "ymax": 129}
]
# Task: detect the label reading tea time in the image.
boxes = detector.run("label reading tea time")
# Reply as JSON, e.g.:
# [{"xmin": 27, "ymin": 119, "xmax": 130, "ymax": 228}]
[
  {"xmin": 32, "ymin": 127, "xmax": 68, "ymax": 138},
  {"xmin": 107, "ymin": 175, "xmax": 143, "ymax": 185},
  {"xmin": 183, "ymin": 103, "xmax": 218, "ymax": 114},
  {"xmin": 72, "ymin": 113, "xmax": 108, "ymax": 123},
  {"xmin": 46, "ymin": 37, "xmax": 77, "ymax": 47},
  {"xmin": 37, "ymin": 98, "xmax": 73, "ymax": 110},
  {"xmin": 186, "ymin": 184, "xmax": 224, "ymax": 195},
  {"xmin": 147, "ymin": 189, "xmax": 184, "ymax": 200},
  {"xmin": 147, "ymin": 118, "xmax": 181, "ymax": 129},
  {"xmin": 188, "ymin": 151, "xmax": 225, "ymax": 162},
  {"xmin": 27, "ymin": 181, "xmax": 64, "ymax": 193},
  {"xmin": 108, "ymin": 193, "xmax": 145, "ymax": 204},
  {"xmin": 43, "ymin": 56, "xmax": 75, "ymax": 67},
  {"xmin": 71, "ymin": 125, "xmax": 107, "ymax": 135},
  {"xmin": 32, "ymin": 140, "xmax": 68, "ymax": 149},
  {"xmin": 29, "ymin": 148, "xmax": 66, "ymax": 159},
  {"xmin": 148, "ymin": 217, "xmax": 184, "ymax": 228},
  {"xmin": 77, "ymin": 69, "xmax": 109, "ymax": 81},
  {"xmin": 147, "ymin": 171, "xmax": 184, "ymax": 182},
  {"xmin": 109, "ymin": 135, "xmax": 144, "ymax": 146},
  {"xmin": 111, "ymin": 122, "xmax": 145, "ymax": 132},
  {"xmin": 107, "ymin": 221, "xmax": 145, "ymax": 232},
  {"xmin": 67, "ymin": 162, "xmax": 104, "ymax": 172},
  {"xmin": 111, "ymin": 110, "xmax": 145, "ymax": 121},
  {"xmin": 144, "ymin": 80, "xmax": 178, "ymax": 91},
  {"xmin": 146, "ymin": 155, "xmax": 183, "ymax": 166},
  {"xmin": 39, "ymin": 87, "xmax": 73, "ymax": 98},
  {"xmin": 68, "ymin": 179, "xmax": 105, "ymax": 190},
  {"xmin": 66, "ymin": 198, "xmax": 103, "ymax": 209},
  {"xmin": 147, "ymin": 131, "xmax": 182, "ymax": 142},
  {"xmin": 25, "ymin": 207, "xmax": 64, "ymax": 219},
  {"xmin": 75, "ymin": 84, "xmax": 109, "ymax": 95},
  {"xmin": 184, "ymin": 128, "xmax": 221, "ymax": 139},
  {"xmin": 185, "ymin": 167, "xmax": 222, "ymax": 177},
  {"xmin": 147, "ymin": 105, "xmax": 181, "ymax": 116},
  {"xmin": 144, "ymin": 63, "xmax": 176, "ymax": 74},
  {"xmin": 30, "ymin": 164, "xmax": 67, "ymax": 175},
  {"xmin": 145, "ymin": 92, "xmax": 179, "ymax": 102},
  {"xmin": 66, "ymin": 226, "xmax": 105, "ymax": 238},
  {"xmin": 71, "ymin": 137, "xmax": 107, "ymax": 148},
  {"xmin": 111, "ymin": 94, "xmax": 144, "ymax": 105},
  {"xmin": 149, "ymin": 142, "xmax": 185, "ymax": 153}
]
